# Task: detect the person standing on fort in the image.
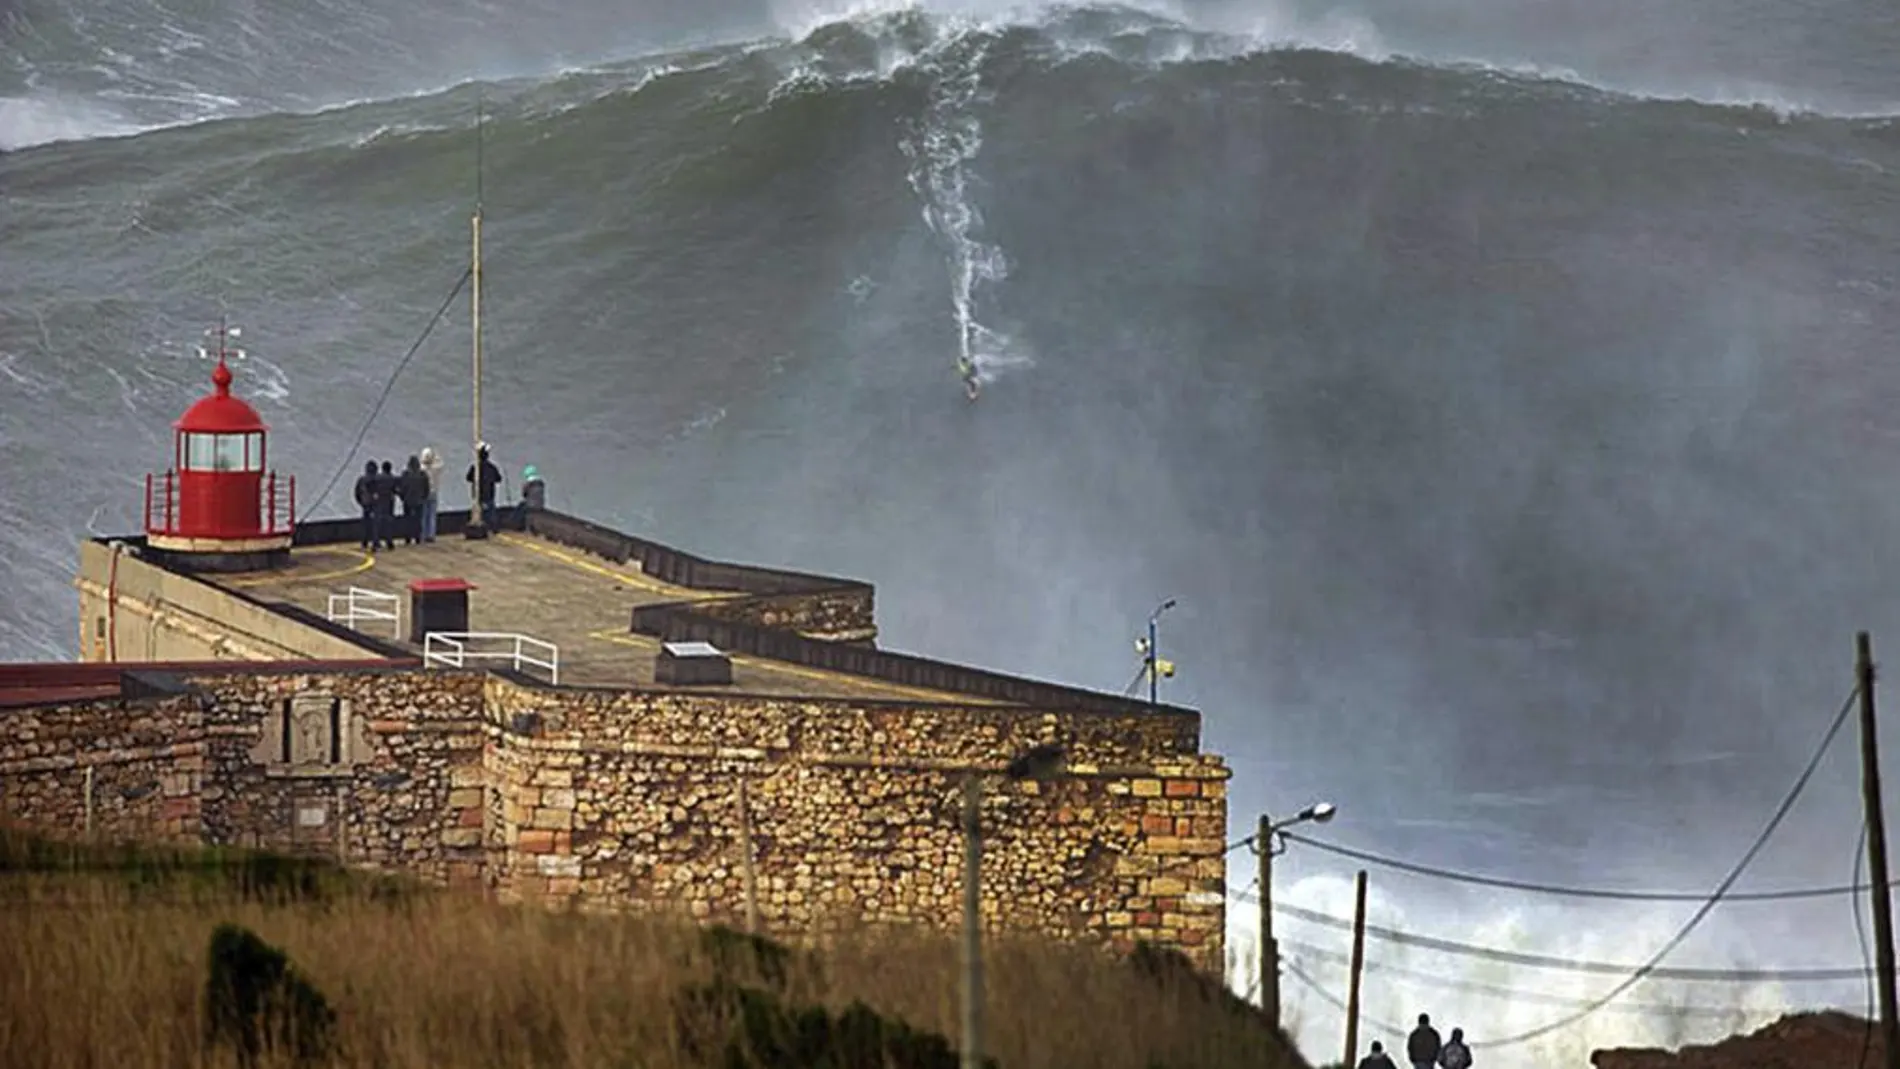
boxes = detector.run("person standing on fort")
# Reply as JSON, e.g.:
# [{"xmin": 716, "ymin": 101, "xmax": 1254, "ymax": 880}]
[
  {"xmin": 354, "ymin": 460, "xmax": 390, "ymax": 551},
  {"xmin": 397, "ymin": 455, "xmax": 430, "ymax": 544},
  {"xmin": 467, "ymin": 442, "xmax": 501, "ymax": 529},
  {"xmin": 417, "ymin": 446, "xmax": 443, "ymax": 542},
  {"xmin": 1357, "ymin": 1040, "xmax": 1398, "ymax": 1069},
  {"xmin": 519, "ymin": 464, "xmax": 546, "ymax": 518},
  {"xmin": 375, "ymin": 461, "xmax": 400, "ymax": 547},
  {"xmin": 1407, "ymin": 1013, "xmax": 1442, "ymax": 1069}
]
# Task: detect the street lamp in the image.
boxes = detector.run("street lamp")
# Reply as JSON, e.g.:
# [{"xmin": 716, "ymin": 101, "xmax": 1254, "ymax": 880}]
[
  {"xmin": 963, "ymin": 743, "xmax": 1068, "ymax": 1069},
  {"xmin": 1129, "ymin": 598, "xmax": 1178, "ymax": 708},
  {"xmin": 1255, "ymin": 801, "xmax": 1338, "ymax": 1032}
]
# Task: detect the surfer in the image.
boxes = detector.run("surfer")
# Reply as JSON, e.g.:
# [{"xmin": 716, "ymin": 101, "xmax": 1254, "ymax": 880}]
[{"xmin": 958, "ymin": 356, "xmax": 981, "ymax": 401}]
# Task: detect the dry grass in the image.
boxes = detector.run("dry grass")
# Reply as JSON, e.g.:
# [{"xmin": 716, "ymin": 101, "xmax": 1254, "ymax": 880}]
[{"xmin": 0, "ymin": 830, "xmax": 1309, "ymax": 1069}]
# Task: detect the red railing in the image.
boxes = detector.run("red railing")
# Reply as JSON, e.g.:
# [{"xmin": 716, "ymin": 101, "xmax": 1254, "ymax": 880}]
[{"xmin": 144, "ymin": 471, "xmax": 296, "ymax": 539}]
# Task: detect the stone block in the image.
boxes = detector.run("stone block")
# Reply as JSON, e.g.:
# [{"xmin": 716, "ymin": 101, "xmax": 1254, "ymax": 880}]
[
  {"xmin": 541, "ymin": 787, "xmax": 577, "ymax": 810},
  {"xmin": 1141, "ymin": 814, "xmax": 1175, "ymax": 835},
  {"xmin": 458, "ymin": 807, "xmax": 484, "ymax": 828},
  {"xmin": 450, "ymin": 766, "xmax": 484, "ymax": 788},
  {"xmin": 441, "ymin": 827, "xmax": 481, "ymax": 848},
  {"xmin": 1200, "ymin": 780, "xmax": 1227, "ymax": 799},
  {"xmin": 530, "ymin": 807, "xmax": 572, "ymax": 830},
  {"xmin": 537, "ymin": 854, "xmax": 582, "ymax": 878},
  {"xmin": 1148, "ymin": 876, "xmax": 1187, "ymax": 896},
  {"xmin": 1131, "ymin": 779, "xmax": 1163, "ymax": 797},
  {"xmin": 531, "ymin": 768, "xmax": 573, "ymax": 788},
  {"xmin": 1163, "ymin": 780, "xmax": 1199, "ymax": 798},
  {"xmin": 517, "ymin": 829, "xmax": 558, "ymax": 854},
  {"xmin": 447, "ymin": 788, "xmax": 483, "ymax": 809}
]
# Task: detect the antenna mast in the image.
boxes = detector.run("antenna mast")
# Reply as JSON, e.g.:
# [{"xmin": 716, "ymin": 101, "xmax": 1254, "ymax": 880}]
[{"xmin": 466, "ymin": 86, "xmax": 489, "ymax": 539}]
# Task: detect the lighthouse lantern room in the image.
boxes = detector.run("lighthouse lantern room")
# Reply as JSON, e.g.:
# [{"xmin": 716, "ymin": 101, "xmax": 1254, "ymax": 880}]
[{"xmin": 143, "ymin": 321, "xmax": 296, "ymax": 571}]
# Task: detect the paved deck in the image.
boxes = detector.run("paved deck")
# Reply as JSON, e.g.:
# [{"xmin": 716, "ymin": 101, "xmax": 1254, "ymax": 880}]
[{"xmin": 211, "ymin": 531, "xmax": 998, "ymax": 704}]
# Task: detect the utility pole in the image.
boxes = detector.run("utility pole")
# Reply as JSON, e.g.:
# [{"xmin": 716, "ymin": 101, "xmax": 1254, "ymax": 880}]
[
  {"xmin": 961, "ymin": 774, "xmax": 984, "ymax": 1069},
  {"xmin": 1258, "ymin": 813, "xmax": 1279, "ymax": 1032},
  {"xmin": 1858, "ymin": 631, "xmax": 1900, "ymax": 1069},
  {"xmin": 465, "ymin": 88, "xmax": 489, "ymax": 540},
  {"xmin": 1343, "ymin": 869, "xmax": 1368, "ymax": 1069},
  {"xmin": 1148, "ymin": 612, "xmax": 1159, "ymax": 706}
]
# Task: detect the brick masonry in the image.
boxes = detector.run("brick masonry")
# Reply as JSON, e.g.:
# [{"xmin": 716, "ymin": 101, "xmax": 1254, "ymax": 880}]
[{"xmin": 0, "ymin": 667, "xmax": 1229, "ymax": 971}]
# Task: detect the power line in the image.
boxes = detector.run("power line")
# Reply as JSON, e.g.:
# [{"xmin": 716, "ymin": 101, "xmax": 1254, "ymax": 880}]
[
  {"xmin": 1283, "ymin": 938, "xmax": 1761, "ymax": 1018},
  {"xmin": 1279, "ymin": 829, "xmax": 1892, "ymax": 902},
  {"xmin": 1242, "ymin": 891, "xmax": 1870, "ymax": 982},
  {"xmin": 297, "ymin": 265, "xmax": 473, "ymax": 522},
  {"xmin": 1462, "ymin": 683, "xmax": 1859, "ymax": 1048},
  {"xmin": 1284, "ymin": 957, "xmax": 1409, "ymax": 1035},
  {"xmin": 1231, "ymin": 683, "xmax": 1867, "ymax": 1013}
]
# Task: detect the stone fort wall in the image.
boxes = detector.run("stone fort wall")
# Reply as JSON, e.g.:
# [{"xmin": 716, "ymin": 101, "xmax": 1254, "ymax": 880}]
[{"xmin": 0, "ymin": 665, "xmax": 1230, "ymax": 971}]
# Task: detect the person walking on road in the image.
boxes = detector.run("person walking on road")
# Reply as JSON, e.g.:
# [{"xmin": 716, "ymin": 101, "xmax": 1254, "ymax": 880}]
[{"xmin": 1407, "ymin": 1013, "xmax": 1442, "ymax": 1069}]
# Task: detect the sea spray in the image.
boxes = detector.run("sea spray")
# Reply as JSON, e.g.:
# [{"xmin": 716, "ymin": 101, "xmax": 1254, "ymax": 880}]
[
  {"xmin": 1249, "ymin": 871, "xmax": 1838, "ymax": 1069},
  {"xmin": 898, "ymin": 25, "xmax": 1027, "ymax": 391}
]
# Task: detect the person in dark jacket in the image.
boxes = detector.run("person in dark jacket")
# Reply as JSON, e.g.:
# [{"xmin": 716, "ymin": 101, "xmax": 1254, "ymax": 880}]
[
  {"xmin": 1407, "ymin": 1014, "xmax": 1442, "ymax": 1069},
  {"xmin": 353, "ymin": 460, "xmax": 389, "ymax": 550},
  {"xmin": 375, "ymin": 461, "xmax": 400, "ymax": 549},
  {"xmin": 1357, "ymin": 1040, "xmax": 1397, "ymax": 1069},
  {"xmin": 466, "ymin": 442, "xmax": 501, "ymax": 529},
  {"xmin": 397, "ymin": 455, "xmax": 430, "ymax": 543}
]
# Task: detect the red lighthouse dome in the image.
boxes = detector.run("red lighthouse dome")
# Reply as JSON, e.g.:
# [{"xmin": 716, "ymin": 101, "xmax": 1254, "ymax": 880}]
[{"xmin": 143, "ymin": 322, "xmax": 296, "ymax": 570}]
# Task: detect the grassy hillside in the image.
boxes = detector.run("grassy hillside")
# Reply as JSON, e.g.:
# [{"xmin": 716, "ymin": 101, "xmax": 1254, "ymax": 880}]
[{"xmin": 0, "ymin": 828, "xmax": 1312, "ymax": 1069}]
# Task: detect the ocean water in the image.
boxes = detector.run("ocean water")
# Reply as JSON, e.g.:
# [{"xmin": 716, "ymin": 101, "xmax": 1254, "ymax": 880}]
[{"xmin": 5, "ymin": 0, "xmax": 1900, "ymax": 1064}]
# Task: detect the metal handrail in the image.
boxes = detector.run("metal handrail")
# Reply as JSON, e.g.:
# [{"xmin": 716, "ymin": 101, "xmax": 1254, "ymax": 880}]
[
  {"xmin": 143, "ymin": 470, "xmax": 296, "ymax": 537},
  {"xmin": 423, "ymin": 631, "xmax": 560, "ymax": 685},
  {"xmin": 325, "ymin": 586, "xmax": 401, "ymax": 639}
]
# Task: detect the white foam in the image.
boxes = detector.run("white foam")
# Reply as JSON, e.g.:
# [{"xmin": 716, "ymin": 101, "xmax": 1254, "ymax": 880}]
[
  {"xmin": 0, "ymin": 94, "xmax": 141, "ymax": 150},
  {"xmin": 893, "ymin": 24, "xmax": 1037, "ymax": 389},
  {"xmin": 1225, "ymin": 869, "xmax": 1865, "ymax": 1068}
]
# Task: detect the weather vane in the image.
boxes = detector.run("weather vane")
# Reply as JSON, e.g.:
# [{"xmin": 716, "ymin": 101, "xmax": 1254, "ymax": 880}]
[{"xmin": 193, "ymin": 316, "xmax": 248, "ymax": 363}]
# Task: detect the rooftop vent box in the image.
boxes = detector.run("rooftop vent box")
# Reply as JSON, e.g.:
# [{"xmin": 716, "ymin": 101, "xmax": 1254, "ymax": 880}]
[{"xmin": 655, "ymin": 641, "xmax": 732, "ymax": 686}]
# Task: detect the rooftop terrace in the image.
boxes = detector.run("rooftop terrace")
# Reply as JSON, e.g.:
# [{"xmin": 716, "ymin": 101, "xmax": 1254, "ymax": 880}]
[
  {"xmin": 209, "ymin": 529, "xmax": 987, "ymax": 703},
  {"xmin": 114, "ymin": 507, "xmax": 1199, "ymax": 718}
]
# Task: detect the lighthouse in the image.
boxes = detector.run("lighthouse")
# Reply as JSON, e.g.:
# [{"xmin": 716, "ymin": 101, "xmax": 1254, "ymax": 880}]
[{"xmin": 142, "ymin": 322, "xmax": 295, "ymax": 571}]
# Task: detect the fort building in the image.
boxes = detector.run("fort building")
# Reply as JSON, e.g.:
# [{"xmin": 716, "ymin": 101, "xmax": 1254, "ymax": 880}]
[{"xmin": 0, "ymin": 341, "xmax": 1231, "ymax": 972}]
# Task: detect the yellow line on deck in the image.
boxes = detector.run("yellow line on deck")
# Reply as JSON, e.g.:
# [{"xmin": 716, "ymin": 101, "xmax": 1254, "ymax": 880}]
[
  {"xmin": 496, "ymin": 532, "xmax": 686, "ymax": 597},
  {"xmin": 226, "ymin": 547, "xmax": 375, "ymax": 588},
  {"xmin": 584, "ymin": 628, "xmax": 977, "ymax": 704}
]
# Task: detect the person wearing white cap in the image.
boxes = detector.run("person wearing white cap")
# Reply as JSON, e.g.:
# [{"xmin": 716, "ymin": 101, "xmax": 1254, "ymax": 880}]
[{"xmin": 417, "ymin": 446, "xmax": 444, "ymax": 541}]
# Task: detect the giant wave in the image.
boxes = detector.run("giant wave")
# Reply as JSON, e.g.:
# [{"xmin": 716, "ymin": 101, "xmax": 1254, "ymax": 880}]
[{"xmin": 4, "ymin": 4, "xmax": 1899, "ymax": 1068}]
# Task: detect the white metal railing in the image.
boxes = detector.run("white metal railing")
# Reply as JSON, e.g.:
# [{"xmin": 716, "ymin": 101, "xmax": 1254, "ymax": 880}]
[
  {"xmin": 423, "ymin": 631, "xmax": 560, "ymax": 685},
  {"xmin": 325, "ymin": 586, "xmax": 401, "ymax": 639}
]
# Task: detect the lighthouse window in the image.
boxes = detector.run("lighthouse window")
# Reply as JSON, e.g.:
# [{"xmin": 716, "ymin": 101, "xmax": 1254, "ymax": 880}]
[
  {"xmin": 212, "ymin": 434, "xmax": 246, "ymax": 471},
  {"xmin": 182, "ymin": 433, "xmax": 263, "ymax": 472},
  {"xmin": 184, "ymin": 433, "xmax": 217, "ymax": 470}
]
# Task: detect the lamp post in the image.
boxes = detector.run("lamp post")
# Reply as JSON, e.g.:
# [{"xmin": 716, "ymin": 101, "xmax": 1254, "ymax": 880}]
[
  {"xmin": 1257, "ymin": 801, "xmax": 1337, "ymax": 1032},
  {"xmin": 1131, "ymin": 598, "xmax": 1178, "ymax": 708},
  {"xmin": 963, "ymin": 743, "xmax": 1066, "ymax": 1069}
]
